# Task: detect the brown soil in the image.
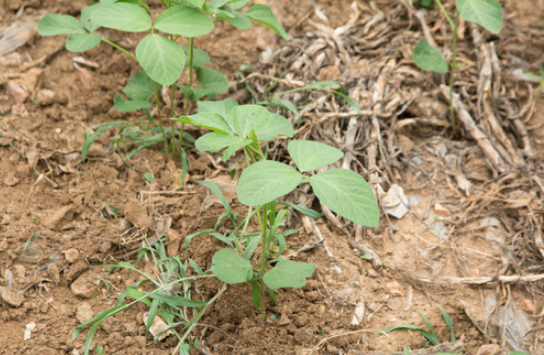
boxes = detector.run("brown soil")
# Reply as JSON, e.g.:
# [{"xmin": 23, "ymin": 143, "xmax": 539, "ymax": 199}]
[{"xmin": 1, "ymin": 1, "xmax": 544, "ymax": 355}]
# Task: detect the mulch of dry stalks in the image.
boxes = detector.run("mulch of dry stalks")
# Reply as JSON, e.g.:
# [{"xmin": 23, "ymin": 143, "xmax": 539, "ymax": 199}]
[{"xmin": 237, "ymin": 0, "xmax": 544, "ymax": 352}]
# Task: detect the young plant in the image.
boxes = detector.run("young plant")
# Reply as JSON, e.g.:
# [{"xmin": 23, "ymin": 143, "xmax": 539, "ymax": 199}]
[
  {"xmin": 412, "ymin": 0, "xmax": 503, "ymax": 135},
  {"xmin": 174, "ymin": 101, "xmax": 380, "ymax": 315},
  {"xmin": 37, "ymin": 0, "xmax": 289, "ymax": 164}
]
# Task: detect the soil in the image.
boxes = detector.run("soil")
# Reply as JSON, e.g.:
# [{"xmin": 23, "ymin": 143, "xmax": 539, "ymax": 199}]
[{"xmin": 1, "ymin": 1, "xmax": 544, "ymax": 355}]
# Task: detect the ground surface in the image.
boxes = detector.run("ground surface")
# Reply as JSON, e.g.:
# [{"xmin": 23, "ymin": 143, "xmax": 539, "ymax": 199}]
[{"xmin": 1, "ymin": 0, "xmax": 544, "ymax": 354}]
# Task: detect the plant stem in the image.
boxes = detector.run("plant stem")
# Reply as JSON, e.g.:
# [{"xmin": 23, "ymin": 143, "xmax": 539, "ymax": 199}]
[
  {"xmin": 177, "ymin": 37, "xmax": 195, "ymax": 157},
  {"xmin": 257, "ymin": 204, "xmax": 269, "ymax": 318},
  {"xmin": 448, "ymin": 11, "xmax": 460, "ymax": 137},
  {"xmin": 434, "ymin": 0, "xmax": 454, "ymax": 29},
  {"xmin": 101, "ymin": 38, "xmax": 137, "ymax": 61},
  {"xmin": 155, "ymin": 83, "xmax": 169, "ymax": 161}
]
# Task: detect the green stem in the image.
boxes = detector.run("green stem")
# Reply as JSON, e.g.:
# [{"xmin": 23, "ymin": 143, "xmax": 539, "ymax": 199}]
[
  {"xmin": 101, "ymin": 38, "xmax": 137, "ymax": 61},
  {"xmin": 449, "ymin": 12, "xmax": 460, "ymax": 137},
  {"xmin": 177, "ymin": 37, "xmax": 195, "ymax": 156},
  {"xmin": 155, "ymin": 83, "xmax": 169, "ymax": 161},
  {"xmin": 256, "ymin": 204, "xmax": 269, "ymax": 318},
  {"xmin": 434, "ymin": 0, "xmax": 454, "ymax": 29}
]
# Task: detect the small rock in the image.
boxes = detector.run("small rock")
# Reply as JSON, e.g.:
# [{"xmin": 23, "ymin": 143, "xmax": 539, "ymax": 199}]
[
  {"xmin": 3, "ymin": 171, "xmax": 20, "ymax": 186},
  {"xmin": 167, "ymin": 229, "xmax": 181, "ymax": 257},
  {"xmin": 63, "ymin": 248, "xmax": 80, "ymax": 263},
  {"xmin": 386, "ymin": 280, "xmax": 405, "ymax": 297},
  {"xmin": 8, "ymin": 81, "xmax": 28, "ymax": 104},
  {"xmin": 278, "ymin": 314, "xmax": 291, "ymax": 326},
  {"xmin": 70, "ymin": 272, "xmax": 98, "ymax": 299},
  {"xmin": 476, "ymin": 344, "xmax": 500, "ymax": 355},
  {"xmin": 36, "ymin": 89, "xmax": 56, "ymax": 106},
  {"xmin": 76, "ymin": 302, "xmax": 94, "ymax": 324},
  {"xmin": 521, "ymin": 299, "xmax": 534, "ymax": 313},
  {"xmin": 24, "ymin": 322, "xmax": 36, "ymax": 340},
  {"xmin": 0, "ymin": 286, "xmax": 25, "ymax": 307},
  {"xmin": 434, "ymin": 203, "xmax": 451, "ymax": 217}
]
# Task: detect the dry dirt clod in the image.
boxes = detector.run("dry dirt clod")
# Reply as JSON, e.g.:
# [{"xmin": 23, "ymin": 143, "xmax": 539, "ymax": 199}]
[
  {"xmin": 278, "ymin": 314, "xmax": 292, "ymax": 326},
  {"xmin": 70, "ymin": 271, "xmax": 98, "ymax": 299},
  {"xmin": 7, "ymin": 81, "xmax": 28, "ymax": 104},
  {"xmin": 76, "ymin": 302, "xmax": 94, "ymax": 324},
  {"xmin": 0, "ymin": 286, "xmax": 25, "ymax": 307},
  {"xmin": 63, "ymin": 248, "xmax": 80, "ymax": 263},
  {"xmin": 167, "ymin": 229, "xmax": 181, "ymax": 257},
  {"xmin": 386, "ymin": 280, "xmax": 405, "ymax": 297},
  {"xmin": 521, "ymin": 299, "xmax": 534, "ymax": 313},
  {"xmin": 36, "ymin": 89, "xmax": 56, "ymax": 107},
  {"xmin": 475, "ymin": 344, "xmax": 500, "ymax": 355}
]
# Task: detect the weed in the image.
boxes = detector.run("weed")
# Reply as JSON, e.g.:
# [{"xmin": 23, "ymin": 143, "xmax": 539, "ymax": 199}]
[
  {"xmin": 38, "ymin": 0, "xmax": 288, "ymax": 166},
  {"xmin": 411, "ymin": 0, "xmax": 503, "ymax": 136}
]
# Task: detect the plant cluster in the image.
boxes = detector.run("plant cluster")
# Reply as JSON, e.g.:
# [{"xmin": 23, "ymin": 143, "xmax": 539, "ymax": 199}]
[{"xmin": 411, "ymin": 0, "xmax": 503, "ymax": 135}]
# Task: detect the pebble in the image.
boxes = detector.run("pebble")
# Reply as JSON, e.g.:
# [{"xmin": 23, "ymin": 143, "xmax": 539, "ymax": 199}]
[
  {"xmin": 386, "ymin": 280, "xmax": 405, "ymax": 296},
  {"xmin": 476, "ymin": 344, "xmax": 500, "ymax": 355},
  {"xmin": 70, "ymin": 272, "xmax": 97, "ymax": 299},
  {"xmin": 521, "ymin": 299, "xmax": 534, "ymax": 313},
  {"xmin": 278, "ymin": 314, "xmax": 291, "ymax": 326},
  {"xmin": 36, "ymin": 89, "xmax": 56, "ymax": 106},
  {"xmin": 63, "ymin": 248, "xmax": 80, "ymax": 263},
  {"xmin": 76, "ymin": 302, "xmax": 94, "ymax": 324},
  {"xmin": 0, "ymin": 286, "xmax": 25, "ymax": 307},
  {"xmin": 7, "ymin": 81, "xmax": 28, "ymax": 104}
]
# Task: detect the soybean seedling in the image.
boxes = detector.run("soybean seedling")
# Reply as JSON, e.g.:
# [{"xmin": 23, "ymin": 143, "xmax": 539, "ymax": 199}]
[
  {"xmin": 37, "ymin": 0, "xmax": 289, "ymax": 166},
  {"xmin": 412, "ymin": 0, "xmax": 503, "ymax": 136},
  {"xmin": 174, "ymin": 101, "xmax": 380, "ymax": 316}
]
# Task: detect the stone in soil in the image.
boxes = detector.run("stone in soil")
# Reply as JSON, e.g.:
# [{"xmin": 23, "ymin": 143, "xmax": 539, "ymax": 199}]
[
  {"xmin": 70, "ymin": 271, "xmax": 98, "ymax": 299},
  {"xmin": 0, "ymin": 286, "xmax": 25, "ymax": 307},
  {"xmin": 76, "ymin": 302, "xmax": 94, "ymax": 324}
]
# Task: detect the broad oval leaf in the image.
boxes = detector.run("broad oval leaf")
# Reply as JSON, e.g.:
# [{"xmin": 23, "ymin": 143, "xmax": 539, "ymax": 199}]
[
  {"xmin": 195, "ymin": 132, "xmax": 241, "ymax": 152},
  {"xmin": 196, "ymin": 68, "xmax": 230, "ymax": 97},
  {"xmin": 155, "ymin": 5, "xmax": 214, "ymax": 37},
  {"xmin": 237, "ymin": 160, "xmax": 302, "ymax": 206},
  {"xmin": 262, "ymin": 259, "xmax": 315, "ymax": 290},
  {"xmin": 232, "ymin": 105, "xmax": 269, "ymax": 138},
  {"xmin": 38, "ymin": 14, "xmax": 86, "ymax": 36},
  {"xmin": 181, "ymin": 46, "xmax": 210, "ymax": 68},
  {"xmin": 245, "ymin": 4, "xmax": 289, "ymax": 40},
  {"xmin": 81, "ymin": 4, "xmax": 102, "ymax": 32},
  {"xmin": 197, "ymin": 99, "xmax": 238, "ymax": 126},
  {"xmin": 123, "ymin": 71, "xmax": 156, "ymax": 101},
  {"xmin": 175, "ymin": 112, "xmax": 233, "ymax": 134},
  {"xmin": 310, "ymin": 169, "xmax": 379, "ymax": 227},
  {"xmin": 113, "ymin": 94, "xmax": 152, "ymax": 112},
  {"xmin": 66, "ymin": 33, "xmax": 101, "ymax": 52},
  {"xmin": 136, "ymin": 34, "xmax": 185, "ymax": 86},
  {"xmin": 288, "ymin": 140, "xmax": 343, "ymax": 172},
  {"xmin": 211, "ymin": 248, "xmax": 253, "ymax": 284},
  {"xmin": 413, "ymin": 39, "xmax": 448, "ymax": 74},
  {"xmin": 255, "ymin": 113, "xmax": 294, "ymax": 140},
  {"xmin": 90, "ymin": 3, "xmax": 152, "ymax": 32},
  {"xmin": 226, "ymin": 11, "xmax": 252, "ymax": 30},
  {"xmin": 456, "ymin": 0, "xmax": 502, "ymax": 34}
]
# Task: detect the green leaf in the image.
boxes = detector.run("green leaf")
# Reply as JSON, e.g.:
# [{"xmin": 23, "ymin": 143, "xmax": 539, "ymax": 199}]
[
  {"xmin": 155, "ymin": 5, "xmax": 214, "ymax": 37},
  {"xmin": 245, "ymin": 4, "xmax": 289, "ymax": 40},
  {"xmin": 90, "ymin": 3, "xmax": 152, "ymax": 32},
  {"xmin": 123, "ymin": 71, "xmax": 157, "ymax": 101},
  {"xmin": 136, "ymin": 34, "xmax": 185, "ymax": 86},
  {"xmin": 184, "ymin": 0, "xmax": 205, "ymax": 7},
  {"xmin": 181, "ymin": 68, "xmax": 230, "ymax": 101},
  {"xmin": 278, "ymin": 202, "xmax": 323, "ymax": 219},
  {"xmin": 456, "ymin": 0, "xmax": 502, "ymax": 34},
  {"xmin": 38, "ymin": 14, "xmax": 86, "ymax": 36},
  {"xmin": 211, "ymin": 248, "xmax": 253, "ymax": 284},
  {"xmin": 198, "ymin": 180, "xmax": 233, "ymax": 213},
  {"xmin": 254, "ymin": 113, "xmax": 293, "ymax": 140},
  {"xmin": 221, "ymin": 138, "xmax": 252, "ymax": 161},
  {"xmin": 262, "ymin": 259, "xmax": 315, "ymax": 290},
  {"xmin": 438, "ymin": 306, "xmax": 456, "ymax": 342},
  {"xmin": 197, "ymin": 99, "xmax": 238, "ymax": 124},
  {"xmin": 65, "ymin": 33, "xmax": 102, "ymax": 52},
  {"xmin": 175, "ymin": 112, "xmax": 232, "ymax": 134},
  {"xmin": 81, "ymin": 4, "xmax": 103, "ymax": 32},
  {"xmin": 413, "ymin": 39, "xmax": 448, "ymax": 74},
  {"xmin": 181, "ymin": 46, "xmax": 210, "ymax": 68},
  {"xmin": 288, "ymin": 140, "xmax": 344, "ymax": 172},
  {"xmin": 113, "ymin": 94, "xmax": 152, "ymax": 112},
  {"xmin": 232, "ymin": 105, "xmax": 269, "ymax": 138},
  {"xmin": 237, "ymin": 160, "xmax": 302, "ymax": 206},
  {"xmin": 82, "ymin": 121, "xmax": 130, "ymax": 161},
  {"xmin": 226, "ymin": 11, "xmax": 252, "ymax": 30},
  {"xmin": 145, "ymin": 292, "xmax": 208, "ymax": 307},
  {"xmin": 194, "ymin": 132, "xmax": 241, "ymax": 152},
  {"xmin": 310, "ymin": 169, "xmax": 379, "ymax": 227}
]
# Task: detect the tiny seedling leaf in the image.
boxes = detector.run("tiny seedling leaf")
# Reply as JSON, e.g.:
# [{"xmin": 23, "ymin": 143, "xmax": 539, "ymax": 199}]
[
  {"xmin": 155, "ymin": 5, "xmax": 214, "ymax": 37},
  {"xmin": 456, "ymin": 0, "xmax": 502, "ymax": 34},
  {"xmin": 145, "ymin": 292, "xmax": 208, "ymax": 307},
  {"xmin": 175, "ymin": 113, "xmax": 232, "ymax": 134},
  {"xmin": 65, "ymin": 33, "xmax": 102, "ymax": 52},
  {"xmin": 123, "ymin": 70, "xmax": 157, "ymax": 101},
  {"xmin": 262, "ymin": 259, "xmax": 315, "ymax": 290},
  {"xmin": 113, "ymin": 94, "xmax": 152, "ymax": 112},
  {"xmin": 254, "ymin": 113, "xmax": 294, "ymax": 140},
  {"xmin": 232, "ymin": 104, "xmax": 270, "ymax": 138},
  {"xmin": 288, "ymin": 140, "xmax": 344, "ymax": 172},
  {"xmin": 221, "ymin": 138, "xmax": 252, "ymax": 161},
  {"xmin": 278, "ymin": 202, "xmax": 323, "ymax": 219},
  {"xmin": 90, "ymin": 3, "xmax": 152, "ymax": 32},
  {"xmin": 237, "ymin": 160, "xmax": 302, "ymax": 206},
  {"xmin": 310, "ymin": 169, "xmax": 379, "ymax": 227},
  {"xmin": 245, "ymin": 4, "xmax": 289, "ymax": 40},
  {"xmin": 194, "ymin": 132, "xmax": 241, "ymax": 152},
  {"xmin": 211, "ymin": 248, "xmax": 253, "ymax": 284},
  {"xmin": 198, "ymin": 180, "xmax": 233, "ymax": 213},
  {"xmin": 38, "ymin": 14, "xmax": 86, "ymax": 36},
  {"xmin": 413, "ymin": 39, "xmax": 448, "ymax": 74},
  {"xmin": 136, "ymin": 33, "xmax": 185, "ymax": 86}
]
